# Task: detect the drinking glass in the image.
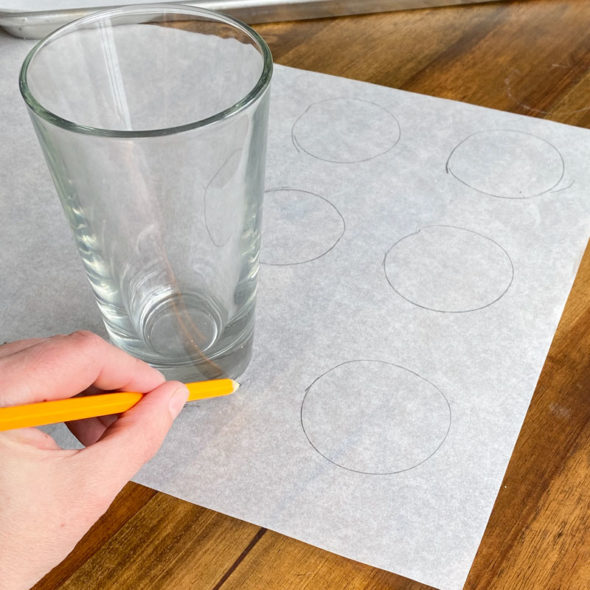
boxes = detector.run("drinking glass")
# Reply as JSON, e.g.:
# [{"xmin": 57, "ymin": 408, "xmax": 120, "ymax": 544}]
[{"xmin": 20, "ymin": 5, "xmax": 273, "ymax": 380}]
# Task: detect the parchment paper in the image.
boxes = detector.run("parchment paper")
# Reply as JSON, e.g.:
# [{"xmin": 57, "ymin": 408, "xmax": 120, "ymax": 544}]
[{"xmin": 1, "ymin": 34, "xmax": 589, "ymax": 590}]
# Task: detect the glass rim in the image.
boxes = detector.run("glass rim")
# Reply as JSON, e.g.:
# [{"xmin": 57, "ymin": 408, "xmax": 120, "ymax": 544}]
[{"xmin": 18, "ymin": 3, "xmax": 273, "ymax": 138}]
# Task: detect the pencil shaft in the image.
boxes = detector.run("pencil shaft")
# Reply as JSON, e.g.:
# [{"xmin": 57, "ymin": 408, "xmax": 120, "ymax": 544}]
[
  {"xmin": 0, "ymin": 379, "xmax": 236, "ymax": 431},
  {"xmin": 186, "ymin": 379, "xmax": 236, "ymax": 401}
]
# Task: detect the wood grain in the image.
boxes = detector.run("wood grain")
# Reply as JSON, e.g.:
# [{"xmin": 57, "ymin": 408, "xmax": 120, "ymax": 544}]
[{"xmin": 34, "ymin": 1, "xmax": 590, "ymax": 588}]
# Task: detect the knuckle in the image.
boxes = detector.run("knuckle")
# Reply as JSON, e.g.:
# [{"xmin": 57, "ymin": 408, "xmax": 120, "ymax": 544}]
[
  {"xmin": 69, "ymin": 330, "xmax": 102, "ymax": 347},
  {"xmin": 68, "ymin": 331, "xmax": 107, "ymax": 363}
]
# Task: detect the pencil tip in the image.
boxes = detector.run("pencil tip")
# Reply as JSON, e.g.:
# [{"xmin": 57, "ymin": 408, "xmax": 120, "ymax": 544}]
[{"xmin": 231, "ymin": 379, "xmax": 240, "ymax": 392}]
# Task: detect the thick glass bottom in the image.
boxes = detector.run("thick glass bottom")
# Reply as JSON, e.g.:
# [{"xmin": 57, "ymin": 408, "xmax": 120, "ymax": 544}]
[{"xmin": 102, "ymin": 290, "xmax": 255, "ymax": 381}]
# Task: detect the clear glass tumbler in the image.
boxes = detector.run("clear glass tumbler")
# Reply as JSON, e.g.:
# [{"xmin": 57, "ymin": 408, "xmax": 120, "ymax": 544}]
[{"xmin": 20, "ymin": 5, "xmax": 272, "ymax": 381}]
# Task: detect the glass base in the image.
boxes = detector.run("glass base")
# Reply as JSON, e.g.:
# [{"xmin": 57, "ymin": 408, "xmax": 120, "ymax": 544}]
[
  {"xmin": 150, "ymin": 330, "xmax": 254, "ymax": 382},
  {"xmin": 104, "ymin": 290, "xmax": 256, "ymax": 382}
]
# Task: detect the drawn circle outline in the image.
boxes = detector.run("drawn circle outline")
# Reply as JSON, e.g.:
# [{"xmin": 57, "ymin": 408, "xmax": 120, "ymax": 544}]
[
  {"xmin": 445, "ymin": 129, "xmax": 566, "ymax": 199},
  {"xmin": 300, "ymin": 359, "xmax": 452, "ymax": 475},
  {"xmin": 261, "ymin": 187, "xmax": 346, "ymax": 266},
  {"xmin": 383, "ymin": 224, "xmax": 515, "ymax": 313},
  {"xmin": 204, "ymin": 149, "xmax": 242, "ymax": 247},
  {"xmin": 291, "ymin": 97, "xmax": 401, "ymax": 164}
]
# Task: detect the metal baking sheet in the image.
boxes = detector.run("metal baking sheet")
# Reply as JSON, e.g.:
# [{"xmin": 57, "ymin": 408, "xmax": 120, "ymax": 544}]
[{"xmin": 0, "ymin": 1, "xmax": 499, "ymax": 39}]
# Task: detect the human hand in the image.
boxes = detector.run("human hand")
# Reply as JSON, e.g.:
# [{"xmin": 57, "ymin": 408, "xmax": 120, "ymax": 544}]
[{"xmin": 0, "ymin": 331, "xmax": 189, "ymax": 589}]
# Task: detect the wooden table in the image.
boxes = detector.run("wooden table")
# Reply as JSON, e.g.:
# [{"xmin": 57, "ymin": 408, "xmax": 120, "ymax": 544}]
[{"xmin": 35, "ymin": 1, "xmax": 590, "ymax": 588}]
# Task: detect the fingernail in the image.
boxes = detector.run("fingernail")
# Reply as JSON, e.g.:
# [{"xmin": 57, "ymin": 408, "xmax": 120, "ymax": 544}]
[{"xmin": 169, "ymin": 385, "xmax": 189, "ymax": 418}]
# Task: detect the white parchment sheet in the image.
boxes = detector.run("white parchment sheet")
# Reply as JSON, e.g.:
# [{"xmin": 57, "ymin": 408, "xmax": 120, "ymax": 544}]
[{"xmin": 1, "ymin": 35, "xmax": 589, "ymax": 589}]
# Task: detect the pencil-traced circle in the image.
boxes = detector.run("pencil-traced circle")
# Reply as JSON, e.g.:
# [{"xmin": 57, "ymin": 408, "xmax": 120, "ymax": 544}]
[
  {"xmin": 292, "ymin": 98, "xmax": 400, "ymax": 163},
  {"xmin": 205, "ymin": 150, "xmax": 243, "ymax": 247},
  {"xmin": 384, "ymin": 225, "xmax": 514, "ymax": 313},
  {"xmin": 301, "ymin": 360, "xmax": 451, "ymax": 474},
  {"xmin": 446, "ymin": 129, "xmax": 565, "ymax": 198},
  {"xmin": 261, "ymin": 188, "xmax": 345, "ymax": 265}
]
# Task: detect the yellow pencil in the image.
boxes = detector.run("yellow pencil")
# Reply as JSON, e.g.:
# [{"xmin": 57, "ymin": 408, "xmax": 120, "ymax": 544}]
[{"xmin": 0, "ymin": 379, "xmax": 238, "ymax": 431}]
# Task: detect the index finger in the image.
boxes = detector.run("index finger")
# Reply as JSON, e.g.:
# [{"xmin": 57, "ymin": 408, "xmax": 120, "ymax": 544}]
[{"xmin": 0, "ymin": 331, "xmax": 165, "ymax": 407}]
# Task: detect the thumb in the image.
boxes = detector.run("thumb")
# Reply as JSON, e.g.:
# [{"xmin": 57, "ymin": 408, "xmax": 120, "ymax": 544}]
[{"xmin": 75, "ymin": 381, "xmax": 189, "ymax": 490}]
